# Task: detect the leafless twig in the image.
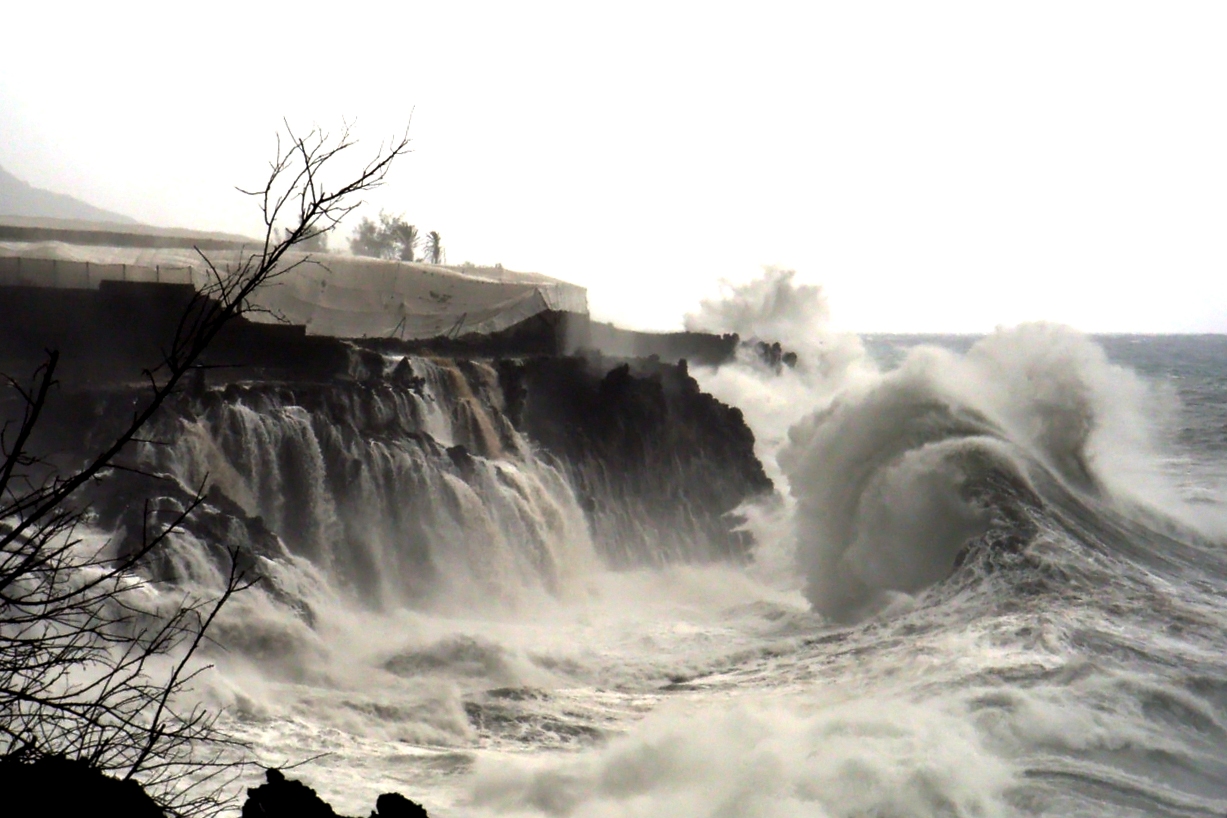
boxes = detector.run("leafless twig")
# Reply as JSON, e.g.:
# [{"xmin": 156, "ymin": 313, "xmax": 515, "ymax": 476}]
[{"xmin": 0, "ymin": 121, "xmax": 410, "ymax": 816}]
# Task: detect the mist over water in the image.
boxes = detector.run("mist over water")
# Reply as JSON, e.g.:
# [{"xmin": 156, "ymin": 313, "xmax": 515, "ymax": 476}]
[
  {"xmin": 681, "ymin": 272, "xmax": 1227, "ymax": 817},
  {"xmin": 110, "ymin": 269, "xmax": 1227, "ymax": 817},
  {"xmin": 684, "ymin": 269, "xmax": 874, "ymax": 486},
  {"xmin": 781, "ymin": 324, "xmax": 1170, "ymax": 621}
]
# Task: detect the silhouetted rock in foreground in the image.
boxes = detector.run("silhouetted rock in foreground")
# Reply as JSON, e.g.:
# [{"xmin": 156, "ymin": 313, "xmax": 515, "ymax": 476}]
[
  {"xmin": 374, "ymin": 792, "xmax": 430, "ymax": 818},
  {"xmin": 241, "ymin": 768, "xmax": 429, "ymax": 818},
  {"xmin": 0, "ymin": 755, "xmax": 163, "ymax": 818}
]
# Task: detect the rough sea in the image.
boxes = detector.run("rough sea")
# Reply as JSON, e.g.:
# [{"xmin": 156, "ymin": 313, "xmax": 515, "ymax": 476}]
[{"xmin": 165, "ymin": 320, "xmax": 1227, "ymax": 818}]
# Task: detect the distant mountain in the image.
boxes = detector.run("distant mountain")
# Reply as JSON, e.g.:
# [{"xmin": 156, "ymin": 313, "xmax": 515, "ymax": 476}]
[{"xmin": 0, "ymin": 164, "xmax": 138, "ymax": 224}]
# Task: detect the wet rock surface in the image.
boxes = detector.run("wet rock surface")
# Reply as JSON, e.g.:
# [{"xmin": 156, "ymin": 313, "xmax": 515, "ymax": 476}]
[
  {"xmin": 501, "ymin": 354, "xmax": 773, "ymax": 563},
  {"xmin": 31, "ymin": 347, "xmax": 772, "ymax": 579},
  {"xmin": 241, "ymin": 769, "xmax": 430, "ymax": 818}
]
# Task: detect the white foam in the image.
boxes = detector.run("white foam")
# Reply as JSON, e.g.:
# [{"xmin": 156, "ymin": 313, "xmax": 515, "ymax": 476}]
[{"xmin": 470, "ymin": 695, "xmax": 1015, "ymax": 818}]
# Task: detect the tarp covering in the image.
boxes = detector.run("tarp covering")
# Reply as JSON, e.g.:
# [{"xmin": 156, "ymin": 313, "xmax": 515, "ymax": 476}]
[{"xmin": 0, "ymin": 241, "xmax": 587, "ymax": 339}]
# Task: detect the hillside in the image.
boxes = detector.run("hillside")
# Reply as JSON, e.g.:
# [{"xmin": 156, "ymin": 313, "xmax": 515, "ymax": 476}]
[{"xmin": 0, "ymin": 164, "xmax": 137, "ymax": 224}]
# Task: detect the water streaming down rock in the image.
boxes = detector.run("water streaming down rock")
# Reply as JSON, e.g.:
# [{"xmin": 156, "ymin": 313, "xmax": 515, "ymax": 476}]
[
  {"xmin": 92, "ymin": 351, "xmax": 770, "ymax": 616},
  {"xmin": 130, "ymin": 356, "xmax": 596, "ymax": 610}
]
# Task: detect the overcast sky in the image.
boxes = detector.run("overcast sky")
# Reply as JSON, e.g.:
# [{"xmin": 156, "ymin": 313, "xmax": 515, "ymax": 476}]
[{"xmin": 3, "ymin": 2, "xmax": 1225, "ymax": 332}]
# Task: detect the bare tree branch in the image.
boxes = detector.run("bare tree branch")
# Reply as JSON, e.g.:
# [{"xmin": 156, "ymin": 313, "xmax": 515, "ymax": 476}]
[{"xmin": 0, "ymin": 120, "xmax": 411, "ymax": 816}]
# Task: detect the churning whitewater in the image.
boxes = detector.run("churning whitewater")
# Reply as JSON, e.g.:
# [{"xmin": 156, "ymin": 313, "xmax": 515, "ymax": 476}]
[{"xmin": 134, "ymin": 271, "xmax": 1227, "ymax": 817}]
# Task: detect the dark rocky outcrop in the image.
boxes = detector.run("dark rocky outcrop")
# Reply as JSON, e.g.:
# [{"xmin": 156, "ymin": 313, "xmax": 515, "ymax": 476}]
[
  {"xmin": 372, "ymin": 793, "xmax": 430, "ymax": 818},
  {"xmin": 0, "ymin": 755, "xmax": 164, "ymax": 818},
  {"xmin": 752, "ymin": 340, "xmax": 799, "ymax": 372},
  {"xmin": 577, "ymin": 319, "xmax": 740, "ymax": 366},
  {"xmin": 1, "ymin": 278, "xmax": 774, "ymax": 589},
  {"xmin": 11, "ymin": 348, "xmax": 771, "ymax": 585},
  {"xmin": 500, "ymin": 354, "xmax": 773, "ymax": 563},
  {"xmin": 357, "ymin": 311, "xmax": 741, "ymax": 364},
  {"xmin": 0, "ymin": 757, "xmax": 432, "ymax": 818},
  {"xmin": 241, "ymin": 768, "xmax": 428, "ymax": 818},
  {"xmin": 359, "ymin": 309, "xmax": 580, "ymax": 358}
]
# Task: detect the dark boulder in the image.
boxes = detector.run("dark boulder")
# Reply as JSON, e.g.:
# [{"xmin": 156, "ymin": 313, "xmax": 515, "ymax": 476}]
[
  {"xmin": 752, "ymin": 340, "xmax": 799, "ymax": 372},
  {"xmin": 374, "ymin": 792, "xmax": 430, "ymax": 818},
  {"xmin": 0, "ymin": 754, "xmax": 164, "ymax": 818},
  {"xmin": 241, "ymin": 768, "xmax": 430, "ymax": 818},
  {"xmin": 242, "ymin": 768, "xmax": 340, "ymax": 818},
  {"xmin": 447, "ymin": 444, "xmax": 476, "ymax": 478}
]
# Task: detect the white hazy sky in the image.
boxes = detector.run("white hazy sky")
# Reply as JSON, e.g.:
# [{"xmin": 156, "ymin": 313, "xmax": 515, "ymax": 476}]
[{"xmin": 2, "ymin": 1, "xmax": 1225, "ymax": 332}]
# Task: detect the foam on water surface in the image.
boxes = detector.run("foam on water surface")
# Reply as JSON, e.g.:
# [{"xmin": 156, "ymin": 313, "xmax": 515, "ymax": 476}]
[{"xmin": 106, "ymin": 272, "xmax": 1227, "ymax": 816}]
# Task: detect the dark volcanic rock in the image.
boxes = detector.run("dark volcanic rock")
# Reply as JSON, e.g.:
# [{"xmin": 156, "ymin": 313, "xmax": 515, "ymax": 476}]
[
  {"xmin": 500, "ymin": 354, "xmax": 773, "ymax": 563},
  {"xmin": 752, "ymin": 340, "xmax": 799, "ymax": 372},
  {"xmin": 241, "ymin": 768, "xmax": 429, "ymax": 818},
  {"xmin": 0, "ymin": 755, "xmax": 164, "ymax": 818},
  {"xmin": 80, "ymin": 466, "xmax": 285, "ymax": 581},
  {"xmin": 447, "ymin": 443, "xmax": 477, "ymax": 477},
  {"xmin": 579, "ymin": 318, "xmax": 740, "ymax": 365},
  {"xmin": 355, "ymin": 311, "xmax": 742, "ymax": 364},
  {"xmin": 243, "ymin": 768, "xmax": 339, "ymax": 818},
  {"xmin": 5, "ymin": 298, "xmax": 774, "ymax": 588},
  {"xmin": 374, "ymin": 792, "xmax": 430, "ymax": 818}
]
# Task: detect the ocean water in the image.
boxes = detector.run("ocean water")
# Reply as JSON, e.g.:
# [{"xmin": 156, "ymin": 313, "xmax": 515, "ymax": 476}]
[{"xmin": 156, "ymin": 323, "xmax": 1227, "ymax": 817}]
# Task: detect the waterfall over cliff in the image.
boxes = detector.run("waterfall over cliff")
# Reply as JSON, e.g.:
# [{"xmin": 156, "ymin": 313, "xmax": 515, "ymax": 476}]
[{"xmin": 76, "ymin": 350, "xmax": 770, "ymax": 619}]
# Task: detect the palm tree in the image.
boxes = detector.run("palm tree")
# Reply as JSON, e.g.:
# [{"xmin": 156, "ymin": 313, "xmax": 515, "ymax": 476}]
[
  {"xmin": 426, "ymin": 231, "xmax": 444, "ymax": 264},
  {"xmin": 388, "ymin": 218, "xmax": 419, "ymax": 262}
]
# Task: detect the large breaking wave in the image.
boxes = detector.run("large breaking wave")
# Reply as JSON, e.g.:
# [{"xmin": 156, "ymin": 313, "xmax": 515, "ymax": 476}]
[{"xmin": 781, "ymin": 323, "xmax": 1171, "ymax": 621}]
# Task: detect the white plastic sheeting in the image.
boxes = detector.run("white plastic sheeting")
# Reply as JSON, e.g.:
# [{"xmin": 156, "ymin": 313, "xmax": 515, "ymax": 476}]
[{"xmin": 0, "ymin": 241, "xmax": 587, "ymax": 339}]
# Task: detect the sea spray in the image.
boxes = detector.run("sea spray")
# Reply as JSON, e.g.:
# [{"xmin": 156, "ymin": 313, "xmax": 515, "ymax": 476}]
[
  {"xmin": 780, "ymin": 323, "xmax": 1178, "ymax": 620},
  {"xmin": 471, "ymin": 697, "xmax": 1015, "ymax": 818},
  {"xmin": 685, "ymin": 269, "xmax": 1186, "ymax": 619},
  {"xmin": 685, "ymin": 268, "xmax": 874, "ymax": 488},
  {"xmin": 74, "ymin": 300, "xmax": 1227, "ymax": 817}
]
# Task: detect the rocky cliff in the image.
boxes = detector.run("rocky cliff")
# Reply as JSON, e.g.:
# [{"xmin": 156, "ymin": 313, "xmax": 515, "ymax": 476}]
[{"xmin": 3, "ymin": 282, "xmax": 772, "ymax": 604}]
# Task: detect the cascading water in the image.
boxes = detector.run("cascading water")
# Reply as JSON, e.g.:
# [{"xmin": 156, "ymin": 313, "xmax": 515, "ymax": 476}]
[{"xmin": 144, "ymin": 356, "xmax": 600, "ymax": 612}]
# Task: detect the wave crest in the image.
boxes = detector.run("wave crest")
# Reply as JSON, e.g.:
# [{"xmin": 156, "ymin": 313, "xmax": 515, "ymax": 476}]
[{"xmin": 782, "ymin": 323, "xmax": 1164, "ymax": 621}]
